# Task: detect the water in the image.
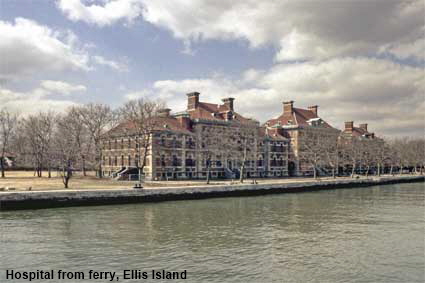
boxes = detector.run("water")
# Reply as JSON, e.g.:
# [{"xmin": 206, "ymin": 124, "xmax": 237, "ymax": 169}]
[{"xmin": 1, "ymin": 183, "xmax": 424, "ymax": 283}]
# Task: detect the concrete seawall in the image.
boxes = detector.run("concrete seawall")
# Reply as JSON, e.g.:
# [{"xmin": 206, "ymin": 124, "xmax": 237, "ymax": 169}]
[{"xmin": 0, "ymin": 176, "xmax": 424, "ymax": 211}]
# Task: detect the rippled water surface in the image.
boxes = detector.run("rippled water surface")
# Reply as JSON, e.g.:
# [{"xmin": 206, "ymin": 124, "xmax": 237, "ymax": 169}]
[{"xmin": 1, "ymin": 183, "xmax": 424, "ymax": 283}]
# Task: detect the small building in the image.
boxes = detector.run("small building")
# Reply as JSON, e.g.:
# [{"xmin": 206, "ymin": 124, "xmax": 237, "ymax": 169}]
[{"xmin": 1, "ymin": 152, "xmax": 15, "ymax": 168}]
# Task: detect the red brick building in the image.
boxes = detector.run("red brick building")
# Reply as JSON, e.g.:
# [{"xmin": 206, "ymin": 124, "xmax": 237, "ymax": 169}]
[
  {"xmin": 265, "ymin": 101, "xmax": 341, "ymax": 176},
  {"xmin": 102, "ymin": 92, "xmax": 289, "ymax": 180}
]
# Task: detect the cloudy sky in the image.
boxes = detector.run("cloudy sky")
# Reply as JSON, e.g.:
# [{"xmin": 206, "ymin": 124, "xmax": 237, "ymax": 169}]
[{"xmin": 0, "ymin": 0, "xmax": 424, "ymax": 136}]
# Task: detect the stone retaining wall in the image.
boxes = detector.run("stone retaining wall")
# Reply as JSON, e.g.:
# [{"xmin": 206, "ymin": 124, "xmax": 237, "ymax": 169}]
[{"xmin": 0, "ymin": 176, "xmax": 423, "ymax": 210}]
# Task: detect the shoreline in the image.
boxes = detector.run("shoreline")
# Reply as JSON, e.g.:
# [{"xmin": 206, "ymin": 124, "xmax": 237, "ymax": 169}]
[{"xmin": 0, "ymin": 175, "xmax": 423, "ymax": 211}]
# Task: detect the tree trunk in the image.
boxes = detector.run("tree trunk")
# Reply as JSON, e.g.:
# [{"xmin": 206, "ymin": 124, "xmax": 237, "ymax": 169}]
[
  {"xmin": 48, "ymin": 163, "xmax": 51, "ymax": 178},
  {"xmin": 240, "ymin": 164, "xmax": 245, "ymax": 183},
  {"xmin": 138, "ymin": 167, "xmax": 143, "ymax": 183},
  {"xmin": 82, "ymin": 155, "xmax": 86, "ymax": 176},
  {"xmin": 206, "ymin": 166, "xmax": 210, "ymax": 184},
  {"xmin": 0, "ymin": 157, "xmax": 5, "ymax": 178},
  {"xmin": 335, "ymin": 156, "xmax": 339, "ymax": 177},
  {"xmin": 365, "ymin": 165, "xmax": 370, "ymax": 178},
  {"xmin": 332, "ymin": 167, "xmax": 336, "ymax": 179},
  {"xmin": 390, "ymin": 165, "xmax": 394, "ymax": 176},
  {"xmin": 377, "ymin": 162, "xmax": 381, "ymax": 176},
  {"xmin": 98, "ymin": 153, "xmax": 103, "ymax": 178},
  {"xmin": 313, "ymin": 165, "xmax": 317, "ymax": 179},
  {"xmin": 351, "ymin": 162, "xmax": 356, "ymax": 178}
]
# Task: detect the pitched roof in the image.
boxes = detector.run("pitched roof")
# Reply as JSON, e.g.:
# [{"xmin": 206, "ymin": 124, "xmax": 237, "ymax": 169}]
[
  {"xmin": 188, "ymin": 101, "xmax": 254, "ymax": 124},
  {"xmin": 258, "ymin": 127, "xmax": 288, "ymax": 141},
  {"xmin": 107, "ymin": 116, "xmax": 192, "ymax": 137},
  {"xmin": 265, "ymin": 107, "xmax": 334, "ymax": 129},
  {"xmin": 344, "ymin": 126, "xmax": 374, "ymax": 138}
]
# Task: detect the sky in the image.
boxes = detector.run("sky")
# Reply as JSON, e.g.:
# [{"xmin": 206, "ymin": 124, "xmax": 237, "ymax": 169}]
[{"xmin": 0, "ymin": 0, "xmax": 424, "ymax": 137}]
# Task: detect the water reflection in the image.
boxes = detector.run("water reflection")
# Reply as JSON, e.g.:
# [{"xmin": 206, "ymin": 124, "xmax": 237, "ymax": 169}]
[{"xmin": 1, "ymin": 183, "xmax": 424, "ymax": 283}]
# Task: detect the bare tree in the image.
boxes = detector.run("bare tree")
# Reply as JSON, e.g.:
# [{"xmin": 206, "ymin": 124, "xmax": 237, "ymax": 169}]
[
  {"xmin": 322, "ymin": 134, "xmax": 341, "ymax": 178},
  {"xmin": 67, "ymin": 107, "xmax": 91, "ymax": 176},
  {"xmin": 299, "ymin": 129, "xmax": 339, "ymax": 179},
  {"xmin": 22, "ymin": 112, "xmax": 56, "ymax": 177},
  {"xmin": 198, "ymin": 124, "xmax": 227, "ymax": 184},
  {"xmin": 76, "ymin": 103, "xmax": 116, "ymax": 178},
  {"xmin": 234, "ymin": 123, "xmax": 257, "ymax": 183},
  {"xmin": 0, "ymin": 109, "xmax": 18, "ymax": 178},
  {"xmin": 370, "ymin": 138, "xmax": 389, "ymax": 176},
  {"xmin": 407, "ymin": 138, "xmax": 424, "ymax": 174},
  {"xmin": 54, "ymin": 112, "xmax": 82, "ymax": 188},
  {"xmin": 360, "ymin": 140, "xmax": 375, "ymax": 178},
  {"xmin": 341, "ymin": 137, "xmax": 364, "ymax": 178},
  {"xmin": 119, "ymin": 99, "xmax": 165, "ymax": 183}
]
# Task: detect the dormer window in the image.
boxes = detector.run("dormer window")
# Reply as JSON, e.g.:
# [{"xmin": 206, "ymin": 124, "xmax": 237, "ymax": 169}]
[
  {"xmin": 226, "ymin": 111, "xmax": 233, "ymax": 121},
  {"xmin": 307, "ymin": 118, "xmax": 322, "ymax": 127}
]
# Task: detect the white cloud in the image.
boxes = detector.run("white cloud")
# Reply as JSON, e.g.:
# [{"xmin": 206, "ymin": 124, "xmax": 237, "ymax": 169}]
[
  {"xmin": 381, "ymin": 38, "xmax": 425, "ymax": 61},
  {"xmin": 40, "ymin": 80, "xmax": 87, "ymax": 95},
  {"xmin": 0, "ymin": 17, "xmax": 130, "ymax": 82},
  {"xmin": 0, "ymin": 18, "xmax": 90, "ymax": 82},
  {"xmin": 0, "ymin": 80, "xmax": 85, "ymax": 114},
  {"xmin": 93, "ymin": 55, "xmax": 129, "ymax": 72},
  {"xmin": 134, "ymin": 58, "xmax": 424, "ymax": 137},
  {"xmin": 57, "ymin": 0, "xmax": 143, "ymax": 27},
  {"xmin": 0, "ymin": 88, "xmax": 77, "ymax": 115},
  {"xmin": 138, "ymin": 0, "xmax": 424, "ymax": 61},
  {"xmin": 124, "ymin": 89, "xmax": 152, "ymax": 100}
]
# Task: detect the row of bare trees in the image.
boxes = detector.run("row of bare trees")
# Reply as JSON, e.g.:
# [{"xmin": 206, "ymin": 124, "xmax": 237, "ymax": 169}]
[
  {"xmin": 0, "ymin": 98, "xmax": 167, "ymax": 188},
  {"xmin": 0, "ymin": 104, "xmax": 116, "ymax": 187},
  {"xmin": 299, "ymin": 130, "xmax": 425, "ymax": 179}
]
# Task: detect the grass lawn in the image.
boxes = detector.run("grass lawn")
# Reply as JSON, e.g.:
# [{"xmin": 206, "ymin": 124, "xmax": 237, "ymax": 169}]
[
  {"xmin": 0, "ymin": 170, "xmax": 136, "ymax": 191},
  {"xmin": 0, "ymin": 170, "xmax": 242, "ymax": 191}
]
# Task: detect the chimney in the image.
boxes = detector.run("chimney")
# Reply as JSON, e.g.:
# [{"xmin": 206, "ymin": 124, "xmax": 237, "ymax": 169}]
[
  {"xmin": 158, "ymin": 108, "xmax": 171, "ymax": 117},
  {"xmin": 187, "ymin": 92, "xmax": 200, "ymax": 110},
  {"xmin": 283, "ymin": 101, "xmax": 294, "ymax": 114},
  {"xmin": 359, "ymin": 123, "xmax": 368, "ymax": 131},
  {"xmin": 308, "ymin": 105, "xmax": 318, "ymax": 116},
  {"xmin": 177, "ymin": 114, "xmax": 191, "ymax": 130},
  {"xmin": 345, "ymin": 121, "xmax": 354, "ymax": 132},
  {"xmin": 222, "ymin": 97, "xmax": 235, "ymax": 111}
]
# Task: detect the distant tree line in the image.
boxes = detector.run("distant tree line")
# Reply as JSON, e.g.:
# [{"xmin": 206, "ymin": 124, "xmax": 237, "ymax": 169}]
[{"xmin": 299, "ymin": 130, "xmax": 425, "ymax": 179}]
